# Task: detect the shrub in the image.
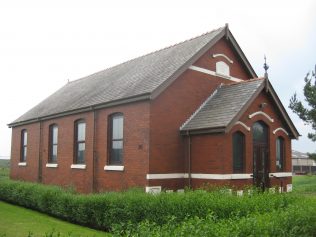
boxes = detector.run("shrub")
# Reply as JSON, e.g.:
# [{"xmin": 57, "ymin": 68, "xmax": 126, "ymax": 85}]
[
  {"xmin": 0, "ymin": 179, "xmax": 310, "ymax": 234},
  {"xmin": 117, "ymin": 197, "xmax": 316, "ymax": 236}
]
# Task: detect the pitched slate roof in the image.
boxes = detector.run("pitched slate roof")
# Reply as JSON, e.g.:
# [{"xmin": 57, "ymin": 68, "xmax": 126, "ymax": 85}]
[
  {"xmin": 11, "ymin": 27, "xmax": 229, "ymax": 126},
  {"xmin": 180, "ymin": 79, "xmax": 265, "ymax": 132}
]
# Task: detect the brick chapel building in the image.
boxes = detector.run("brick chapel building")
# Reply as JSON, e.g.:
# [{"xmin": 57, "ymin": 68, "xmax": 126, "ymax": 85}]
[{"xmin": 9, "ymin": 25, "xmax": 299, "ymax": 193}]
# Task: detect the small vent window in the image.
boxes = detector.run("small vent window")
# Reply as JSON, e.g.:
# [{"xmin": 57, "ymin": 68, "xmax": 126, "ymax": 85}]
[{"xmin": 216, "ymin": 61, "xmax": 230, "ymax": 76}]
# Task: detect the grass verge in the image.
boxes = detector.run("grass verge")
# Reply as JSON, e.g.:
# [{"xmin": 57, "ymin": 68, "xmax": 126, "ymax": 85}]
[
  {"xmin": 0, "ymin": 201, "xmax": 109, "ymax": 237},
  {"xmin": 293, "ymin": 175, "xmax": 316, "ymax": 194}
]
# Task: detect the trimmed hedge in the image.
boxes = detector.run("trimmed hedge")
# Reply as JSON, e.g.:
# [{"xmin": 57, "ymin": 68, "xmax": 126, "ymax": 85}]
[
  {"xmin": 118, "ymin": 199, "xmax": 316, "ymax": 236},
  {"xmin": 0, "ymin": 179, "xmax": 309, "ymax": 233}
]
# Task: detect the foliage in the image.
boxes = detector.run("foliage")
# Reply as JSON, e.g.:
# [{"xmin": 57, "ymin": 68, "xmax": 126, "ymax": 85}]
[
  {"xmin": 0, "ymin": 177, "xmax": 316, "ymax": 236},
  {"xmin": 0, "ymin": 179, "xmax": 299, "ymax": 232},
  {"xmin": 0, "ymin": 201, "xmax": 107, "ymax": 237},
  {"xmin": 289, "ymin": 65, "xmax": 316, "ymax": 147},
  {"xmin": 292, "ymin": 175, "xmax": 316, "ymax": 194},
  {"xmin": 114, "ymin": 198, "xmax": 316, "ymax": 237}
]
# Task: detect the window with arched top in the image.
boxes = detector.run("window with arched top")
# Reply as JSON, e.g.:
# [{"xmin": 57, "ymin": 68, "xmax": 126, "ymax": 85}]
[
  {"xmin": 108, "ymin": 113, "xmax": 124, "ymax": 165},
  {"xmin": 21, "ymin": 129, "xmax": 27, "ymax": 162},
  {"xmin": 252, "ymin": 121, "xmax": 268, "ymax": 145},
  {"xmin": 216, "ymin": 61, "xmax": 230, "ymax": 76},
  {"xmin": 49, "ymin": 124, "xmax": 58, "ymax": 163},
  {"xmin": 276, "ymin": 137, "xmax": 285, "ymax": 171},
  {"xmin": 233, "ymin": 131, "xmax": 245, "ymax": 173},
  {"xmin": 74, "ymin": 120, "xmax": 86, "ymax": 164}
]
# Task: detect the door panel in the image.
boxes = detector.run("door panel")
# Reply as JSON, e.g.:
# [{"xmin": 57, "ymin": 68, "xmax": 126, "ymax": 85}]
[{"xmin": 253, "ymin": 144, "xmax": 269, "ymax": 190}]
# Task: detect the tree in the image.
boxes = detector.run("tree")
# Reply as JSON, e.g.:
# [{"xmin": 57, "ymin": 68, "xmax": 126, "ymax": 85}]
[{"xmin": 289, "ymin": 65, "xmax": 316, "ymax": 160}]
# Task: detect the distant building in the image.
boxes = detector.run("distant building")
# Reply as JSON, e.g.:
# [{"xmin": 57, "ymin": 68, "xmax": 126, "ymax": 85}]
[{"xmin": 292, "ymin": 150, "xmax": 316, "ymax": 174}]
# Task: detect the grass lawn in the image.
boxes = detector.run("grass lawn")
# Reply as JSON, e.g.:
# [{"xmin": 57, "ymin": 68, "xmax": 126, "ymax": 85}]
[
  {"xmin": 0, "ymin": 167, "xmax": 9, "ymax": 180},
  {"xmin": 292, "ymin": 175, "xmax": 316, "ymax": 195},
  {"xmin": 0, "ymin": 201, "xmax": 109, "ymax": 237},
  {"xmin": 0, "ymin": 160, "xmax": 10, "ymax": 167},
  {"xmin": 0, "ymin": 160, "xmax": 9, "ymax": 180}
]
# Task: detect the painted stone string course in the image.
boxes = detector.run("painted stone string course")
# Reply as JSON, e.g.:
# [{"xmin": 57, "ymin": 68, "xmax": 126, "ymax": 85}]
[{"xmin": 8, "ymin": 24, "xmax": 299, "ymax": 193}]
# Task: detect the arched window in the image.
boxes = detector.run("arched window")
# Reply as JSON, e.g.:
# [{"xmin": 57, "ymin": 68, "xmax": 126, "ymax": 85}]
[
  {"xmin": 252, "ymin": 121, "xmax": 268, "ymax": 144},
  {"xmin": 108, "ymin": 113, "xmax": 124, "ymax": 165},
  {"xmin": 74, "ymin": 120, "xmax": 86, "ymax": 164},
  {"xmin": 233, "ymin": 131, "xmax": 245, "ymax": 173},
  {"xmin": 49, "ymin": 124, "xmax": 58, "ymax": 163},
  {"xmin": 216, "ymin": 61, "xmax": 230, "ymax": 76},
  {"xmin": 21, "ymin": 129, "xmax": 27, "ymax": 162},
  {"xmin": 276, "ymin": 137, "xmax": 285, "ymax": 171}
]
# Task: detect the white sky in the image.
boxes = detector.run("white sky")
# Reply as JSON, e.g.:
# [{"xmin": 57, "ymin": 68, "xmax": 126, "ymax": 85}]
[{"xmin": 0, "ymin": 0, "xmax": 315, "ymax": 159}]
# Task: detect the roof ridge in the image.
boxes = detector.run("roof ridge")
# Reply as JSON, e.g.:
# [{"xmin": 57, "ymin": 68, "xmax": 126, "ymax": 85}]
[{"xmin": 69, "ymin": 26, "xmax": 225, "ymax": 84}]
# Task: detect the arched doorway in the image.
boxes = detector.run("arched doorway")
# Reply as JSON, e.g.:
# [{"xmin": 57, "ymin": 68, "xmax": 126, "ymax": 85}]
[{"xmin": 252, "ymin": 121, "xmax": 269, "ymax": 190}]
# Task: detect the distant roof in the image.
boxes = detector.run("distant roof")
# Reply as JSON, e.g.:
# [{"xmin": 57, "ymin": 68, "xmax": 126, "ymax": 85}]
[
  {"xmin": 180, "ymin": 78, "xmax": 300, "ymax": 139},
  {"xmin": 292, "ymin": 150, "xmax": 309, "ymax": 159},
  {"xmin": 9, "ymin": 25, "xmax": 258, "ymax": 127},
  {"xmin": 180, "ymin": 79, "xmax": 264, "ymax": 132}
]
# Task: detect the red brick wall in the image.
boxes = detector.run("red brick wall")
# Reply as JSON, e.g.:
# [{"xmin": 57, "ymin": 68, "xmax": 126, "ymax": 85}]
[
  {"xmin": 95, "ymin": 102, "xmax": 150, "ymax": 192},
  {"xmin": 40, "ymin": 111, "xmax": 94, "ymax": 193},
  {"xmin": 11, "ymin": 101, "xmax": 150, "ymax": 193},
  {"xmin": 10, "ymin": 123, "xmax": 40, "ymax": 182}
]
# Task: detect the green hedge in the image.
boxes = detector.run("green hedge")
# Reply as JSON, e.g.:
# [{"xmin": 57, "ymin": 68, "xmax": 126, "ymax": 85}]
[
  {"xmin": 118, "ymin": 199, "xmax": 316, "ymax": 236},
  {"xmin": 0, "ymin": 179, "xmax": 307, "ymax": 233}
]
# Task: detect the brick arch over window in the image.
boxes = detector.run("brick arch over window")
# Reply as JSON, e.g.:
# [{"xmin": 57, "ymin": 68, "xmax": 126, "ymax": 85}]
[
  {"xmin": 108, "ymin": 113, "xmax": 124, "ymax": 165},
  {"xmin": 74, "ymin": 119, "xmax": 86, "ymax": 164},
  {"xmin": 232, "ymin": 131, "xmax": 245, "ymax": 173}
]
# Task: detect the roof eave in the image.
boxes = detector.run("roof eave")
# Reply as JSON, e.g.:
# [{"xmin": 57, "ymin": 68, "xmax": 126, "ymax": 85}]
[
  {"xmin": 8, "ymin": 93, "xmax": 151, "ymax": 128},
  {"xmin": 180, "ymin": 127, "xmax": 226, "ymax": 136},
  {"xmin": 266, "ymin": 82, "xmax": 300, "ymax": 139}
]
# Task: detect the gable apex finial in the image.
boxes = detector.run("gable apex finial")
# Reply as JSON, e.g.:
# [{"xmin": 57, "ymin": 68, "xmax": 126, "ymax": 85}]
[
  {"xmin": 225, "ymin": 23, "xmax": 229, "ymax": 39},
  {"xmin": 263, "ymin": 55, "xmax": 269, "ymax": 92},
  {"xmin": 263, "ymin": 55, "xmax": 269, "ymax": 79}
]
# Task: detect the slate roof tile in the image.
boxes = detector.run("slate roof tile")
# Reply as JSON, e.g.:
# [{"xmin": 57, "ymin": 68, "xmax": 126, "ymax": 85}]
[
  {"xmin": 12, "ymin": 27, "xmax": 224, "ymax": 124},
  {"xmin": 180, "ymin": 79, "xmax": 264, "ymax": 131}
]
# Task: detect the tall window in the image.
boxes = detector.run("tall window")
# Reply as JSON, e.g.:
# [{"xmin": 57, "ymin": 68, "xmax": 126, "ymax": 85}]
[
  {"xmin": 108, "ymin": 113, "xmax": 124, "ymax": 165},
  {"xmin": 74, "ymin": 120, "xmax": 86, "ymax": 164},
  {"xmin": 276, "ymin": 137, "xmax": 284, "ymax": 171},
  {"xmin": 21, "ymin": 130, "xmax": 27, "ymax": 162},
  {"xmin": 233, "ymin": 131, "xmax": 245, "ymax": 173},
  {"xmin": 49, "ymin": 124, "xmax": 58, "ymax": 163}
]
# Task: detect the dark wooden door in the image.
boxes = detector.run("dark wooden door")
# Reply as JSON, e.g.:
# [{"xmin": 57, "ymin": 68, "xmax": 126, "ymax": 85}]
[
  {"xmin": 252, "ymin": 121, "xmax": 269, "ymax": 191},
  {"xmin": 253, "ymin": 144, "xmax": 269, "ymax": 191}
]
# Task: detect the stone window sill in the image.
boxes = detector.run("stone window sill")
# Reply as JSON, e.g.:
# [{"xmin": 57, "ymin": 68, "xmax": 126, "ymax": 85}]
[
  {"xmin": 18, "ymin": 162, "xmax": 27, "ymax": 166},
  {"xmin": 104, "ymin": 165, "xmax": 124, "ymax": 171},
  {"xmin": 46, "ymin": 163, "xmax": 58, "ymax": 168},
  {"xmin": 71, "ymin": 164, "xmax": 86, "ymax": 169}
]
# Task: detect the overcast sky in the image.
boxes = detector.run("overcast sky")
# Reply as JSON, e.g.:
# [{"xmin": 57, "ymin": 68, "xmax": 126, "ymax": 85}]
[{"xmin": 0, "ymin": 0, "xmax": 315, "ymax": 159}]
